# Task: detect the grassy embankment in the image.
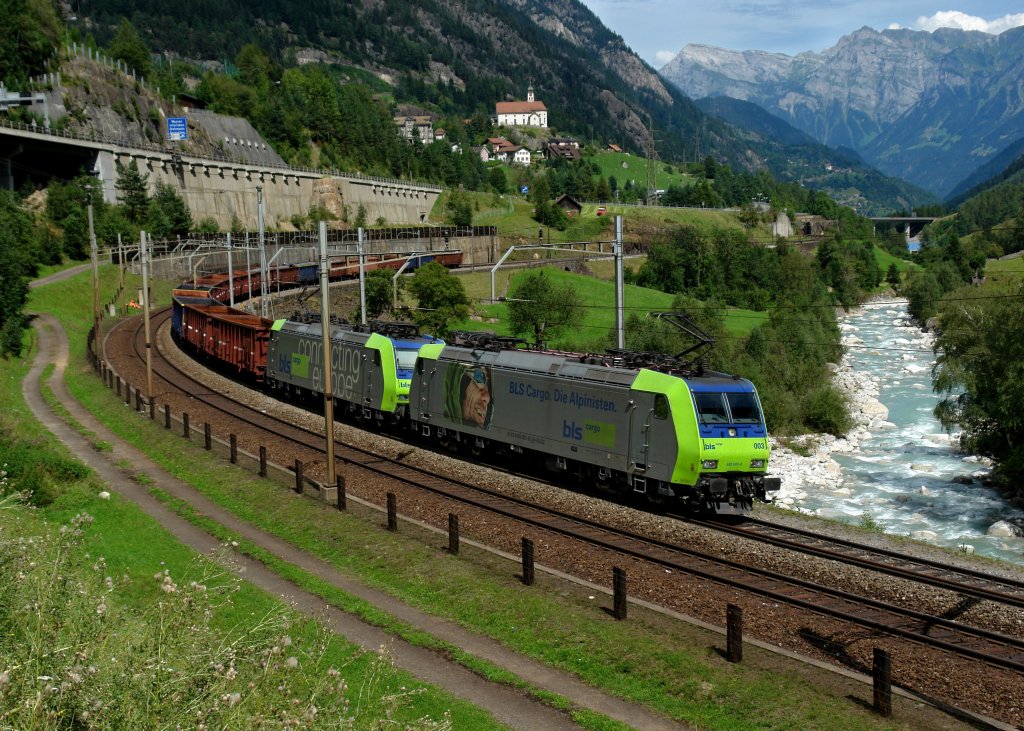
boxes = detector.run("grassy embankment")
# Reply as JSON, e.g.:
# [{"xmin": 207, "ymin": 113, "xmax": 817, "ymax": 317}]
[
  {"xmin": 0, "ymin": 264, "xmax": 966, "ymax": 729},
  {"xmin": 7, "ymin": 267, "xmax": 498, "ymax": 729}
]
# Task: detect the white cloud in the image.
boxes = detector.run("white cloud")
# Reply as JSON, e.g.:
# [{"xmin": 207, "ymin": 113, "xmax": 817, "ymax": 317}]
[
  {"xmin": 655, "ymin": 50, "xmax": 677, "ymax": 65},
  {"xmin": 911, "ymin": 10, "xmax": 1024, "ymax": 34}
]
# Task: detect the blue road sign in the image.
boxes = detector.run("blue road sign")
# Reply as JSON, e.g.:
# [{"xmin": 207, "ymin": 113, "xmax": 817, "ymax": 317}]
[
  {"xmin": 520, "ymin": 185, "xmax": 528, "ymax": 194},
  {"xmin": 167, "ymin": 117, "xmax": 188, "ymax": 141}
]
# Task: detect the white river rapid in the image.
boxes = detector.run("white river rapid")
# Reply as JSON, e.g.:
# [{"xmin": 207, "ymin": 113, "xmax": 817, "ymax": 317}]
[{"xmin": 768, "ymin": 298, "xmax": 1024, "ymax": 566}]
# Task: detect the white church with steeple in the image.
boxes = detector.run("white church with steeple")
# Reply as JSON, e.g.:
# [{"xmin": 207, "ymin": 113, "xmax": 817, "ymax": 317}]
[{"xmin": 495, "ymin": 85, "xmax": 548, "ymax": 128}]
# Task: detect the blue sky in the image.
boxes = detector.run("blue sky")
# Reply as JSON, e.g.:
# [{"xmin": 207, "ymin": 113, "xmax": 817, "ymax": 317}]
[{"xmin": 579, "ymin": 1, "xmax": 1024, "ymax": 67}]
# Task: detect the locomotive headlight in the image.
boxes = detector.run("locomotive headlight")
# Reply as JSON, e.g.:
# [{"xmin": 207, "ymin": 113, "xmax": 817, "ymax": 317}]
[
  {"xmin": 701, "ymin": 459, "xmax": 718, "ymax": 469},
  {"xmin": 749, "ymin": 459, "xmax": 765, "ymax": 468}
]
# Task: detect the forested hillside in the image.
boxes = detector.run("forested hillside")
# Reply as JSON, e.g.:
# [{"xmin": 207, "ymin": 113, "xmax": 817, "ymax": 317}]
[
  {"xmin": 38, "ymin": 0, "xmax": 926, "ymax": 213},
  {"xmin": 73, "ymin": 0, "xmax": 725, "ymax": 165}
]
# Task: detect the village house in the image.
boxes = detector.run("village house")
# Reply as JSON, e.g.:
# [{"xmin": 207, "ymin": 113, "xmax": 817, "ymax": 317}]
[
  {"xmin": 545, "ymin": 138, "xmax": 581, "ymax": 161},
  {"xmin": 393, "ymin": 115, "xmax": 434, "ymax": 144},
  {"xmin": 553, "ymin": 194, "xmax": 582, "ymax": 217},
  {"xmin": 495, "ymin": 85, "xmax": 548, "ymax": 128}
]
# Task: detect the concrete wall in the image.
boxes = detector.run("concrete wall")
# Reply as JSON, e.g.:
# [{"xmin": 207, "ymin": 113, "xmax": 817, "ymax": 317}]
[{"xmin": 96, "ymin": 148, "xmax": 440, "ymax": 230}]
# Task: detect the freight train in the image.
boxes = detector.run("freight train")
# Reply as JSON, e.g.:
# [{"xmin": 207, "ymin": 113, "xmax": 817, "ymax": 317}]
[{"xmin": 170, "ymin": 252, "xmax": 780, "ymax": 514}]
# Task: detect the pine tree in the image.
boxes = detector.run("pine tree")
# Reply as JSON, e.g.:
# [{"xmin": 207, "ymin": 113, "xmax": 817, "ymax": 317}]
[{"xmin": 116, "ymin": 162, "xmax": 150, "ymax": 225}]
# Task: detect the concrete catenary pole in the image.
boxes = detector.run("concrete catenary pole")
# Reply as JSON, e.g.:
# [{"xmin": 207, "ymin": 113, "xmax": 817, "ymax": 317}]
[
  {"xmin": 86, "ymin": 184, "xmax": 100, "ymax": 338},
  {"xmin": 141, "ymin": 230, "xmax": 153, "ymax": 405},
  {"xmin": 319, "ymin": 221, "xmax": 336, "ymax": 484},
  {"xmin": 358, "ymin": 227, "xmax": 367, "ymax": 326},
  {"xmin": 615, "ymin": 215, "xmax": 625, "ymax": 350},
  {"xmin": 227, "ymin": 232, "xmax": 234, "ymax": 307},
  {"xmin": 257, "ymin": 184, "xmax": 268, "ymax": 318}
]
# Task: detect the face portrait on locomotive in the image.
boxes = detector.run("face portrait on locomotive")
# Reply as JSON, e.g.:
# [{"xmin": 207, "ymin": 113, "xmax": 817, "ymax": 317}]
[{"xmin": 444, "ymin": 363, "xmax": 493, "ymax": 428}]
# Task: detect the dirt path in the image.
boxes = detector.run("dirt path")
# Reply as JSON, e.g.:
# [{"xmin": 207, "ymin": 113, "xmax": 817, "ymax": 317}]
[
  {"xmin": 24, "ymin": 314, "xmax": 688, "ymax": 731},
  {"xmin": 28, "ymin": 263, "xmax": 92, "ymax": 289}
]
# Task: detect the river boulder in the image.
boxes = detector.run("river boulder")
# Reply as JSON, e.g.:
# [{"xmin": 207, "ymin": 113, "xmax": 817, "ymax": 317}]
[{"xmin": 986, "ymin": 520, "xmax": 1022, "ymax": 538}]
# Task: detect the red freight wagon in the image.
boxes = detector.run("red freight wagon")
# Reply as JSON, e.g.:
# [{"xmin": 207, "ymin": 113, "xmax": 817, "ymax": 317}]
[{"xmin": 181, "ymin": 303, "xmax": 273, "ymax": 381}]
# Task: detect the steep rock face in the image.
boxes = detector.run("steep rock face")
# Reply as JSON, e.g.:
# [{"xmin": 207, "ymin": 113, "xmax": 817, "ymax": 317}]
[
  {"xmin": 660, "ymin": 25, "xmax": 1024, "ymax": 196},
  {"xmin": 508, "ymin": 0, "xmax": 674, "ymax": 104}
]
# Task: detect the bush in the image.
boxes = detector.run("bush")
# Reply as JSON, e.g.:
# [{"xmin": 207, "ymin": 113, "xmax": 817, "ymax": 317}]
[
  {"xmin": 802, "ymin": 384, "xmax": 853, "ymax": 436},
  {"xmin": 0, "ymin": 438, "xmax": 91, "ymax": 506}
]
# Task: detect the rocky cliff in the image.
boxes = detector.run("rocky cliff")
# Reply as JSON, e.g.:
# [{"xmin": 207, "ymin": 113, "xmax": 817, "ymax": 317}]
[{"xmin": 660, "ymin": 26, "xmax": 1024, "ymax": 197}]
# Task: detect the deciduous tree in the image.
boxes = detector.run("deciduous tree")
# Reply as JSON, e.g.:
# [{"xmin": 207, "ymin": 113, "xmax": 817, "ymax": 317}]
[
  {"xmin": 507, "ymin": 270, "xmax": 582, "ymax": 346},
  {"xmin": 405, "ymin": 262, "xmax": 469, "ymax": 337}
]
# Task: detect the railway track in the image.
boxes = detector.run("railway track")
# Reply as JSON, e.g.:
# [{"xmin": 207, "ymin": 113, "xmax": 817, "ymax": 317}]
[
  {"xmin": 109, "ymin": 310, "xmax": 1024, "ymax": 683},
  {"xmin": 693, "ymin": 515, "xmax": 1024, "ymax": 610}
]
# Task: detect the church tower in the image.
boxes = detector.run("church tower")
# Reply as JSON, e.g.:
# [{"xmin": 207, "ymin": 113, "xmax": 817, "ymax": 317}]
[{"xmin": 527, "ymin": 84, "xmax": 535, "ymax": 103}]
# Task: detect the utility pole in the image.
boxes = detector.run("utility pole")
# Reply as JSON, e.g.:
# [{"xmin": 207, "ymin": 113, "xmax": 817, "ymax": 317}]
[
  {"xmin": 357, "ymin": 227, "xmax": 367, "ymax": 326},
  {"xmin": 140, "ymin": 230, "xmax": 153, "ymax": 407},
  {"xmin": 117, "ymin": 233, "xmax": 124, "ymax": 295},
  {"xmin": 257, "ymin": 184, "xmax": 268, "ymax": 318},
  {"xmin": 245, "ymin": 234, "xmax": 252, "ymax": 311},
  {"xmin": 226, "ymin": 232, "xmax": 234, "ymax": 307},
  {"xmin": 86, "ymin": 183, "xmax": 100, "ymax": 338},
  {"xmin": 318, "ymin": 220, "xmax": 336, "ymax": 484},
  {"xmin": 615, "ymin": 216, "xmax": 624, "ymax": 349}
]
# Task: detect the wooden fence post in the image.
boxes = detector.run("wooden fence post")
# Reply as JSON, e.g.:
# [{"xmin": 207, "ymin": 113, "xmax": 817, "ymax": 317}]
[
  {"xmin": 873, "ymin": 648, "xmax": 892, "ymax": 717},
  {"xmin": 386, "ymin": 492, "xmax": 397, "ymax": 531},
  {"xmin": 613, "ymin": 567, "xmax": 627, "ymax": 620},
  {"xmin": 522, "ymin": 538, "xmax": 535, "ymax": 586},
  {"xmin": 727, "ymin": 604, "xmax": 743, "ymax": 662},
  {"xmin": 448, "ymin": 513, "xmax": 459, "ymax": 555},
  {"xmin": 336, "ymin": 475, "xmax": 346, "ymax": 510}
]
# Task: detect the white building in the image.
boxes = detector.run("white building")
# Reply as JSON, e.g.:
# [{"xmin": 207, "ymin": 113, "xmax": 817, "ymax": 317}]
[{"xmin": 495, "ymin": 85, "xmax": 548, "ymax": 129}]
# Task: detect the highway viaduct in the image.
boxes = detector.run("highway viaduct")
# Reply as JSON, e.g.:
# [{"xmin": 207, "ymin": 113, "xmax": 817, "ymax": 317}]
[
  {"xmin": 869, "ymin": 216, "xmax": 938, "ymax": 240},
  {"xmin": 0, "ymin": 118, "xmax": 441, "ymax": 229}
]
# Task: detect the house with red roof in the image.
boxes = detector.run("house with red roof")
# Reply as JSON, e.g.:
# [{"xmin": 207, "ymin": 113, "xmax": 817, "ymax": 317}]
[{"xmin": 495, "ymin": 85, "xmax": 548, "ymax": 129}]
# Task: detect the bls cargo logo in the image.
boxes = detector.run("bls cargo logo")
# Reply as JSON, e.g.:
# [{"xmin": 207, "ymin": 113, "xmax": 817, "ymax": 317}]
[{"xmin": 563, "ymin": 420, "xmax": 616, "ymax": 448}]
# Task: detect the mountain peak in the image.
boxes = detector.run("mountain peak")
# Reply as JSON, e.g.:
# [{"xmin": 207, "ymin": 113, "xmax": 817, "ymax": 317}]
[{"xmin": 660, "ymin": 25, "xmax": 1024, "ymax": 197}]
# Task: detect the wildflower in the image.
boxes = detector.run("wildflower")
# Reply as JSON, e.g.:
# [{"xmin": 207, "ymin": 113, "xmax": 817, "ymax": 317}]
[
  {"xmin": 96, "ymin": 602, "xmax": 106, "ymax": 616},
  {"xmin": 0, "ymin": 669, "xmax": 9, "ymax": 686},
  {"xmin": 227, "ymin": 692, "xmax": 241, "ymax": 707},
  {"xmin": 105, "ymin": 577, "xmax": 113, "ymax": 590},
  {"xmin": 285, "ymin": 657, "xmax": 298, "ymax": 669}
]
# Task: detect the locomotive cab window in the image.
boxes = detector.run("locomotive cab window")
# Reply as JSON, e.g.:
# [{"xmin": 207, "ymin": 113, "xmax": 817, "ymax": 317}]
[
  {"xmin": 653, "ymin": 394, "xmax": 669, "ymax": 420},
  {"xmin": 395, "ymin": 348, "xmax": 418, "ymax": 371},
  {"xmin": 693, "ymin": 392, "xmax": 729, "ymax": 423},
  {"xmin": 726, "ymin": 391, "xmax": 763, "ymax": 424}
]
